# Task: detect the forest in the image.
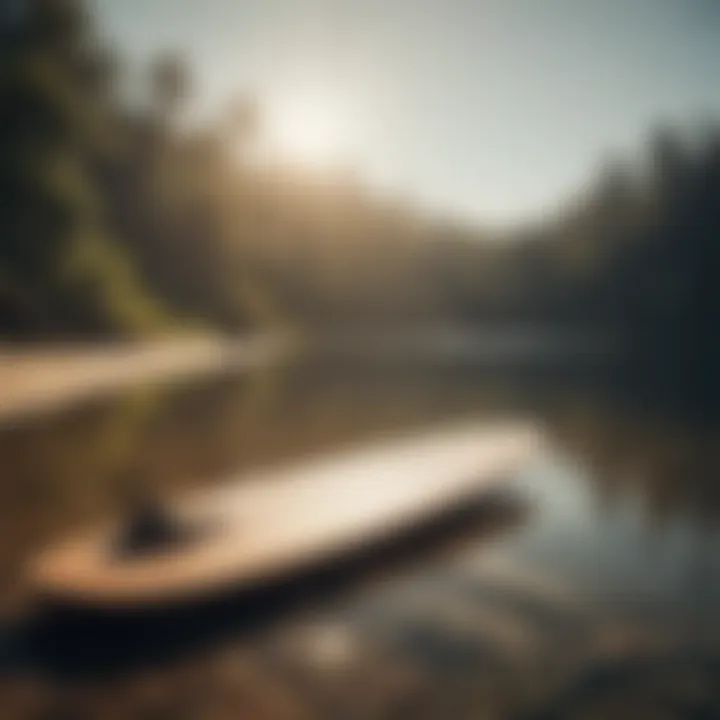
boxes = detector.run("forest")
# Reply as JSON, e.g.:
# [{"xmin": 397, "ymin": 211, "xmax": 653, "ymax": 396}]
[{"xmin": 2, "ymin": 0, "xmax": 719, "ymax": 359}]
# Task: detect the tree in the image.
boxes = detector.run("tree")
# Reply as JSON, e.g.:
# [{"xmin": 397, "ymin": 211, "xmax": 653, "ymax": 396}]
[{"xmin": 0, "ymin": 0, "xmax": 165, "ymax": 337}]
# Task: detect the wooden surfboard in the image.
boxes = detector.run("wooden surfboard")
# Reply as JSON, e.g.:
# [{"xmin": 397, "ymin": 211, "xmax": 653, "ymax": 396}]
[{"xmin": 29, "ymin": 421, "xmax": 539, "ymax": 608}]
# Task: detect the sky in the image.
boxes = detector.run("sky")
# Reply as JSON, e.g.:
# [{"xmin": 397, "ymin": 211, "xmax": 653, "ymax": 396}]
[{"xmin": 93, "ymin": 0, "xmax": 720, "ymax": 226}]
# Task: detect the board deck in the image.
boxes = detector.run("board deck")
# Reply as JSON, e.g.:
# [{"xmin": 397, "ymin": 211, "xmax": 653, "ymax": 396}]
[{"xmin": 30, "ymin": 422, "xmax": 539, "ymax": 608}]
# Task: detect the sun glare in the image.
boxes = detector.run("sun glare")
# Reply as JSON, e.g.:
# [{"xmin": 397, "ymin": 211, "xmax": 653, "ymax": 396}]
[{"xmin": 265, "ymin": 92, "xmax": 352, "ymax": 167}]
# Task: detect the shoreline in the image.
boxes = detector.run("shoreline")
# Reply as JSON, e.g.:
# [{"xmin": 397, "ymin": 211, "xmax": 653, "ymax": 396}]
[{"xmin": 0, "ymin": 335, "xmax": 289, "ymax": 425}]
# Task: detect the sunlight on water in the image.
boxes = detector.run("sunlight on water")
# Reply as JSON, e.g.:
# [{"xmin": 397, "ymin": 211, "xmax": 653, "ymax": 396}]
[{"xmin": 0, "ymin": 360, "xmax": 718, "ymax": 717}]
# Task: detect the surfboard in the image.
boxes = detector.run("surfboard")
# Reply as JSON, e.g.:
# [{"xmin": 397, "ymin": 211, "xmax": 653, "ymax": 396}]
[{"xmin": 29, "ymin": 421, "xmax": 539, "ymax": 608}]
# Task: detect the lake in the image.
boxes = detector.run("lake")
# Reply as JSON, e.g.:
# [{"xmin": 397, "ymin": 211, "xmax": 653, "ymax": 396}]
[{"xmin": 0, "ymin": 353, "xmax": 718, "ymax": 719}]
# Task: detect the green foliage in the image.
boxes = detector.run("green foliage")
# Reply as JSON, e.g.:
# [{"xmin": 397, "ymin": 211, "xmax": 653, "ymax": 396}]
[{"xmin": 0, "ymin": 0, "xmax": 166, "ymax": 337}]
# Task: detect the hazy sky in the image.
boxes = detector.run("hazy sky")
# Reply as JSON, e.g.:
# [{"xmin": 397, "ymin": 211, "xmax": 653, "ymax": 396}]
[{"xmin": 93, "ymin": 0, "xmax": 720, "ymax": 225}]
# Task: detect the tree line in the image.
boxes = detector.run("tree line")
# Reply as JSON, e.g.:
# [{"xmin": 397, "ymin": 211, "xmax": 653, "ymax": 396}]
[{"xmin": 1, "ymin": 0, "xmax": 718, "ymax": 354}]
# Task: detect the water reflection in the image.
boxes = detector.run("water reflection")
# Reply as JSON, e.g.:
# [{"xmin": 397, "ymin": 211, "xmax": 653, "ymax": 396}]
[{"xmin": 0, "ymin": 358, "xmax": 718, "ymax": 718}]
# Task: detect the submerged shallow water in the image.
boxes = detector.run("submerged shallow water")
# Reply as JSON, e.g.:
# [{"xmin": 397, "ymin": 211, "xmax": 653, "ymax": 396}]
[{"xmin": 0, "ymin": 356, "xmax": 718, "ymax": 718}]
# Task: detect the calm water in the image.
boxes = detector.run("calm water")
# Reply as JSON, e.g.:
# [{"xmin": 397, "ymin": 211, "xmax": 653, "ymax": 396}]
[{"xmin": 0, "ymin": 356, "xmax": 718, "ymax": 719}]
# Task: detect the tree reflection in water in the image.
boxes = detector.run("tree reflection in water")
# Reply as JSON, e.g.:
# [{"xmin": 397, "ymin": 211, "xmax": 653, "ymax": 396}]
[{"xmin": 0, "ymin": 359, "xmax": 718, "ymax": 718}]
